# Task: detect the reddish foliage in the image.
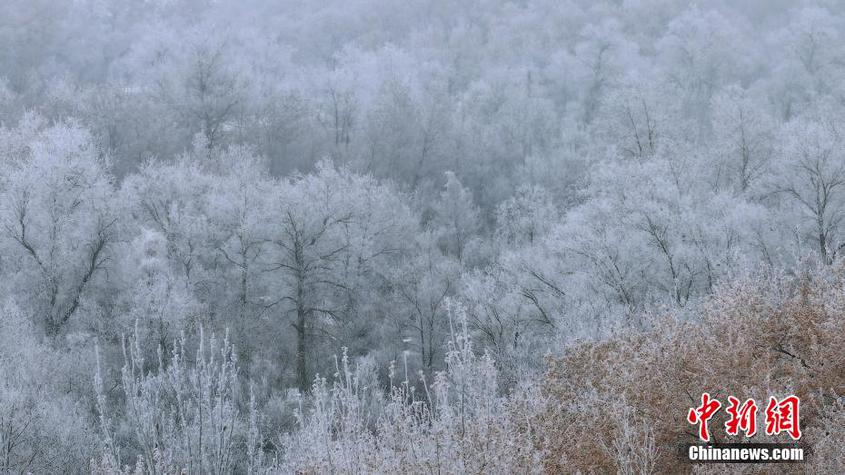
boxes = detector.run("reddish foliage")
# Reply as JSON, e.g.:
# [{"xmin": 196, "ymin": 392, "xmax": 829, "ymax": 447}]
[{"xmin": 541, "ymin": 267, "xmax": 845, "ymax": 473}]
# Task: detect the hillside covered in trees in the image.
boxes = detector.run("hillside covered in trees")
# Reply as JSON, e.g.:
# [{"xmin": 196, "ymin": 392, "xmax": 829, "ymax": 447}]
[{"xmin": 1, "ymin": 0, "xmax": 844, "ymax": 472}]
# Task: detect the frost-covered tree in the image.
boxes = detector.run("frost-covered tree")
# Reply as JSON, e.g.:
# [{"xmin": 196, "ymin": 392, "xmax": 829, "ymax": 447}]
[
  {"xmin": 711, "ymin": 86, "xmax": 774, "ymax": 193},
  {"xmin": 156, "ymin": 40, "xmax": 245, "ymax": 151},
  {"xmin": 1, "ymin": 120, "xmax": 116, "ymax": 333},
  {"xmin": 264, "ymin": 163, "xmax": 416, "ymax": 391},
  {"xmin": 774, "ymin": 117, "xmax": 845, "ymax": 264},
  {"xmin": 431, "ymin": 171, "xmax": 481, "ymax": 263},
  {"xmin": 0, "ymin": 302, "xmax": 98, "ymax": 472},
  {"xmin": 390, "ymin": 232, "xmax": 459, "ymax": 371}
]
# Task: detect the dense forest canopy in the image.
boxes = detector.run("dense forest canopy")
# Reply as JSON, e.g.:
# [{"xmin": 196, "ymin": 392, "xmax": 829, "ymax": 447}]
[{"xmin": 1, "ymin": 0, "xmax": 844, "ymax": 472}]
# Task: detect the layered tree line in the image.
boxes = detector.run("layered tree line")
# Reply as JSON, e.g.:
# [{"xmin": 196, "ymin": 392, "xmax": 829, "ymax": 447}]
[{"xmin": 1, "ymin": 0, "xmax": 844, "ymax": 472}]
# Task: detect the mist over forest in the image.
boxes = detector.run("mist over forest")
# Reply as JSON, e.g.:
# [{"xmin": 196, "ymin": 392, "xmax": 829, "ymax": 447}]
[{"xmin": 1, "ymin": 0, "xmax": 844, "ymax": 472}]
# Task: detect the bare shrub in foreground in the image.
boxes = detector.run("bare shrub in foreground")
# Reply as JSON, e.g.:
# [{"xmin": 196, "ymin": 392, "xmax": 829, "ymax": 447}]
[
  {"xmin": 274, "ymin": 306, "xmax": 546, "ymax": 474},
  {"xmin": 94, "ymin": 323, "xmax": 262, "ymax": 474},
  {"xmin": 543, "ymin": 265, "xmax": 845, "ymax": 473}
]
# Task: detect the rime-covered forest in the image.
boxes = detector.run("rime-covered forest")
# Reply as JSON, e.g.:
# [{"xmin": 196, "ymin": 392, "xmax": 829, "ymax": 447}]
[{"xmin": 1, "ymin": 0, "xmax": 844, "ymax": 473}]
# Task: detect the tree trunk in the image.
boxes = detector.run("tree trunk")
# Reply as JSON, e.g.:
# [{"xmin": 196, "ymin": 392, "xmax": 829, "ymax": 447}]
[
  {"xmin": 294, "ymin": 261, "xmax": 309, "ymax": 392},
  {"xmin": 295, "ymin": 303, "xmax": 308, "ymax": 392}
]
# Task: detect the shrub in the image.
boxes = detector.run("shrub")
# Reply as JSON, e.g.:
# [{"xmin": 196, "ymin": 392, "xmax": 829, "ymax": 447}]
[
  {"xmin": 273, "ymin": 307, "xmax": 546, "ymax": 474},
  {"xmin": 94, "ymin": 322, "xmax": 262, "ymax": 474},
  {"xmin": 542, "ymin": 265, "xmax": 845, "ymax": 473}
]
